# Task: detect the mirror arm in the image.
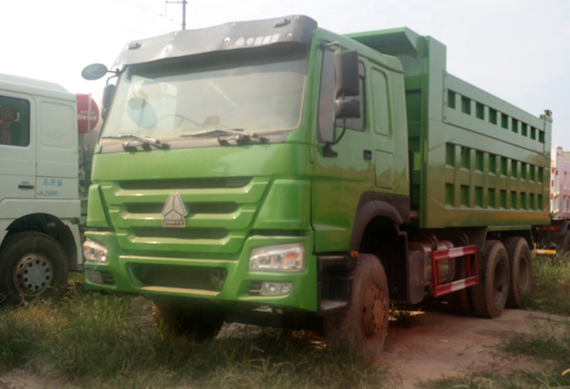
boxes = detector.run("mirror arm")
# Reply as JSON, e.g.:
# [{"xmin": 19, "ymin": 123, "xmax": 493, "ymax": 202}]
[{"xmin": 323, "ymin": 120, "xmax": 347, "ymax": 158}]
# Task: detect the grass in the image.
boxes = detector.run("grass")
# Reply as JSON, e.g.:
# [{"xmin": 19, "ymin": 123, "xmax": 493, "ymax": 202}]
[
  {"xmin": 0, "ymin": 282, "xmax": 387, "ymax": 389},
  {"xmin": 523, "ymin": 253, "xmax": 570, "ymax": 315},
  {"xmin": 3, "ymin": 253, "xmax": 570, "ymax": 388}
]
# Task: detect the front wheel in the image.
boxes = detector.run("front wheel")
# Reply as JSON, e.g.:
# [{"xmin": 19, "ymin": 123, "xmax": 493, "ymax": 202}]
[
  {"xmin": 323, "ymin": 254, "xmax": 389, "ymax": 364},
  {"xmin": 0, "ymin": 231, "xmax": 68, "ymax": 304},
  {"xmin": 152, "ymin": 301, "xmax": 225, "ymax": 341}
]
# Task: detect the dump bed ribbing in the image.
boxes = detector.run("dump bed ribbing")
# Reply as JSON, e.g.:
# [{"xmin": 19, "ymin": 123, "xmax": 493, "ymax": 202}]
[{"xmin": 349, "ymin": 28, "xmax": 551, "ymax": 229}]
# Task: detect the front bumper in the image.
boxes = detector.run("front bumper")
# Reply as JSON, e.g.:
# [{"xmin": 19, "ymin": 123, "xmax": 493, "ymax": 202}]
[{"xmin": 83, "ymin": 231, "xmax": 318, "ymax": 312}]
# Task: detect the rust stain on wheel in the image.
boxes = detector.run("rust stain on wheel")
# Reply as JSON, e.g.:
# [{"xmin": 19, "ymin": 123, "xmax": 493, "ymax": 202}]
[{"xmin": 360, "ymin": 282, "xmax": 387, "ymax": 344}]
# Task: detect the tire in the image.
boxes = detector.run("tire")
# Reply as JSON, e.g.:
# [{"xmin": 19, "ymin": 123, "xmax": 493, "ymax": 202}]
[
  {"xmin": 449, "ymin": 288, "xmax": 473, "ymax": 316},
  {"xmin": 448, "ymin": 254, "xmax": 475, "ymax": 316},
  {"xmin": 0, "ymin": 231, "xmax": 68, "ymax": 304},
  {"xmin": 503, "ymin": 237, "xmax": 532, "ymax": 308},
  {"xmin": 323, "ymin": 254, "xmax": 389, "ymax": 364},
  {"xmin": 561, "ymin": 231, "xmax": 570, "ymax": 256},
  {"xmin": 152, "ymin": 301, "xmax": 225, "ymax": 341},
  {"xmin": 470, "ymin": 240, "xmax": 509, "ymax": 318}
]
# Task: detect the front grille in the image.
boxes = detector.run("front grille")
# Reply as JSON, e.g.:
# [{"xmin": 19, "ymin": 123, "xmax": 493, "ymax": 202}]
[
  {"xmin": 132, "ymin": 227, "xmax": 227, "ymax": 240},
  {"xmin": 130, "ymin": 264, "xmax": 226, "ymax": 291},
  {"xmin": 127, "ymin": 203, "xmax": 238, "ymax": 214},
  {"xmin": 120, "ymin": 177, "xmax": 251, "ymax": 190},
  {"xmin": 101, "ymin": 176, "xmax": 269, "ymax": 256}
]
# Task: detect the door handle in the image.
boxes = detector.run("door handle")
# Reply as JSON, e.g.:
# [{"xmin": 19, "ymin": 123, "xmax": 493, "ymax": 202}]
[
  {"xmin": 363, "ymin": 150, "xmax": 372, "ymax": 161},
  {"xmin": 18, "ymin": 184, "xmax": 35, "ymax": 190}
]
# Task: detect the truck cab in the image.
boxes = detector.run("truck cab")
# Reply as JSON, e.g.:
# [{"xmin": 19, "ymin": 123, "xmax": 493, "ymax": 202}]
[{"xmin": 0, "ymin": 73, "xmax": 82, "ymax": 303}]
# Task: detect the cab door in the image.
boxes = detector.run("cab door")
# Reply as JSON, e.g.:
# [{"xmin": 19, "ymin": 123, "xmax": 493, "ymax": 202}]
[
  {"xmin": 0, "ymin": 93, "xmax": 36, "ymax": 206},
  {"xmin": 311, "ymin": 48, "xmax": 373, "ymax": 253}
]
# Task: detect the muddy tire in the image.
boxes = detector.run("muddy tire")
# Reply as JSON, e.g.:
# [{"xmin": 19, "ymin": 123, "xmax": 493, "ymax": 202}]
[
  {"xmin": 448, "ymin": 254, "xmax": 475, "ymax": 316},
  {"xmin": 152, "ymin": 301, "xmax": 224, "ymax": 341},
  {"xmin": 0, "ymin": 231, "xmax": 68, "ymax": 304},
  {"xmin": 449, "ymin": 288, "xmax": 473, "ymax": 316},
  {"xmin": 470, "ymin": 240, "xmax": 509, "ymax": 318},
  {"xmin": 503, "ymin": 237, "xmax": 532, "ymax": 308},
  {"xmin": 323, "ymin": 254, "xmax": 389, "ymax": 364},
  {"xmin": 561, "ymin": 231, "xmax": 570, "ymax": 256}
]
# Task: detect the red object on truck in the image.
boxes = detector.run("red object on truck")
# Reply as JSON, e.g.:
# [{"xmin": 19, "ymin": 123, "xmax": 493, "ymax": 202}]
[{"xmin": 76, "ymin": 93, "xmax": 99, "ymax": 133}]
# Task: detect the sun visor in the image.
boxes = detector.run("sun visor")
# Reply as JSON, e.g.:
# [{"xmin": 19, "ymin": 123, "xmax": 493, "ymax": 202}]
[{"xmin": 112, "ymin": 15, "xmax": 318, "ymax": 68}]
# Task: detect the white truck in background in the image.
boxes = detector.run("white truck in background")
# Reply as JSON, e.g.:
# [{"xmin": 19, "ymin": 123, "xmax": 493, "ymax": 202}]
[
  {"xmin": 535, "ymin": 146, "xmax": 570, "ymax": 253},
  {"xmin": 0, "ymin": 72, "xmax": 98, "ymax": 303}
]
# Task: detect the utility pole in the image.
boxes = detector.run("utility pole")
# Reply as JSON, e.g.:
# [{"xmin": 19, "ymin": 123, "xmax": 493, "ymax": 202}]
[{"xmin": 165, "ymin": 0, "xmax": 188, "ymax": 30}]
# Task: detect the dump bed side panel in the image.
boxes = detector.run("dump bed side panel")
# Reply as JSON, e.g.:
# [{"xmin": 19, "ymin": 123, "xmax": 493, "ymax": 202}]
[{"xmin": 349, "ymin": 29, "xmax": 551, "ymax": 229}]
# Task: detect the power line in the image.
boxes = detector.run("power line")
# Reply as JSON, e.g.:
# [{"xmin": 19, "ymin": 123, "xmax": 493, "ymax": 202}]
[
  {"xmin": 165, "ymin": 0, "xmax": 188, "ymax": 30},
  {"xmin": 115, "ymin": 0, "xmax": 175, "ymax": 23}
]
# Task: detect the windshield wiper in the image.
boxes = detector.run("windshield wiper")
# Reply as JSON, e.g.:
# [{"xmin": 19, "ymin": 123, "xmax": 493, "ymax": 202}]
[
  {"xmin": 180, "ymin": 128, "xmax": 269, "ymax": 145},
  {"xmin": 102, "ymin": 133, "xmax": 170, "ymax": 150},
  {"xmin": 179, "ymin": 128, "xmax": 246, "ymax": 137}
]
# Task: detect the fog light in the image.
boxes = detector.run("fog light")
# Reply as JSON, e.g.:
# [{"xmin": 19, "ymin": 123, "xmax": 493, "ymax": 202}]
[
  {"xmin": 86, "ymin": 270, "xmax": 104, "ymax": 284},
  {"xmin": 83, "ymin": 239, "xmax": 108, "ymax": 263},
  {"xmin": 260, "ymin": 282, "xmax": 293, "ymax": 296}
]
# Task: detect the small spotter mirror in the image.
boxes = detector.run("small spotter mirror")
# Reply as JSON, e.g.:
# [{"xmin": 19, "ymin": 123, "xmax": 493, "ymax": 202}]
[{"xmin": 81, "ymin": 63, "xmax": 109, "ymax": 81}]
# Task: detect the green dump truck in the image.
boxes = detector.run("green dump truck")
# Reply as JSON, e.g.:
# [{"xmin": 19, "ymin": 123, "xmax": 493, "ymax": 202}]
[{"xmin": 82, "ymin": 15, "xmax": 551, "ymax": 362}]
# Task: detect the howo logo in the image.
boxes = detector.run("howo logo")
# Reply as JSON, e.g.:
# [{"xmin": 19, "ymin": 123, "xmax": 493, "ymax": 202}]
[{"xmin": 161, "ymin": 193, "xmax": 188, "ymax": 227}]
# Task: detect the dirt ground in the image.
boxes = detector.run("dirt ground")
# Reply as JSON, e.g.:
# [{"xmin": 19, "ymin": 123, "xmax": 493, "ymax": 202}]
[
  {"xmin": 383, "ymin": 308, "xmax": 562, "ymax": 388},
  {"xmin": 0, "ymin": 308, "xmax": 564, "ymax": 389}
]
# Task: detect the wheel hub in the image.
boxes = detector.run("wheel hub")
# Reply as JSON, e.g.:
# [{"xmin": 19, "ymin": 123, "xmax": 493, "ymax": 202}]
[
  {"xmin": 361, "ymin": 282, "xmax": 386, "ymax": 342},
  {"xmin": 13, "ymin": 254, "xmax": 53, "ymax": 296}
]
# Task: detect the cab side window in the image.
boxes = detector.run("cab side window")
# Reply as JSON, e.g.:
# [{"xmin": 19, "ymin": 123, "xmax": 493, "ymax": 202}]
[
  {"xmin": 0, "ymin": 96, "xmax": 30, "ymax": 147},
  {"xmin": 317, "ymin": 49, "xmax": 365, "ymax": 143}
]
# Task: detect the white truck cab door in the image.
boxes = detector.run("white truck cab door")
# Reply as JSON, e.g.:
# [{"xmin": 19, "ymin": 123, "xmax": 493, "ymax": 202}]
[{"xmin": 0, "ymin": 94, "xmax": 36, "ymax": 206}]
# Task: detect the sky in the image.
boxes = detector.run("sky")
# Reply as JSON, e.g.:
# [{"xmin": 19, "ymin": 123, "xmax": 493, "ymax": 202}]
[{"xmin": 2, "ymin": 0, "xmax": 570, "ymax": 148}]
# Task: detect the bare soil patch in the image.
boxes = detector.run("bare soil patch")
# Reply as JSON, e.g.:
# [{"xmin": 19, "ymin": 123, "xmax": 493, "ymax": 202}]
[{"xmin": 383, "ymin": 308, "xmax": 563, "ymax": 388}]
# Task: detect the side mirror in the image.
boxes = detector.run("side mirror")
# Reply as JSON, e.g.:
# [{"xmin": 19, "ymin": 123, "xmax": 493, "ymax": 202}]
[
  {"xmin": 81, "ymin": 63, "xmax": 109, "ymax": 81},
  {"xmin": 335, "ymin": 99, "xmax": 360, "ymax": 120},
  {"xmin": 101, "ymin": 84, "xmax": 115, "ymax": 120},
  {"xmin": 334, "ymin": 50, "xmax": 359, "ymax": 98}
]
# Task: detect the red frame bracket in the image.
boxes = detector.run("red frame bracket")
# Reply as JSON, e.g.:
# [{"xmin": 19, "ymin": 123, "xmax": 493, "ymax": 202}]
[{"xmin": 431, "ymin": 245, "xmax": 478, "ymax": 298}]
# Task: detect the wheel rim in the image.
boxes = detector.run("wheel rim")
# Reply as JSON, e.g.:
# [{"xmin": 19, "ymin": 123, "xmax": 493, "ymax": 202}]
[
  {"xmin": 13, "ymin": 253, "xmax": 54, "ymax": 297},
  {"xmin": 518, "ymin": 254, "xmax": 531, "ymax": 293},
  {"xmin": 360, "ymin": 282, "xmax": 387, "ymax": 344},
  {"xmin": 493, "ymin": 259, "xmax": 508, "ymax": 306}
]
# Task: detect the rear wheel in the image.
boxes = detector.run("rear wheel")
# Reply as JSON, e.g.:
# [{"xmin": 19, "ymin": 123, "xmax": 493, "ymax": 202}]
[
  {"xmin": 323, "ymin": 254, "xmax": 389, "ymax": 364},
  {"xmin": 503, "ymin": 237, "xmax": 532, "ymax": 308},
  {"xmin": 448, "ymin": 255, "xmax": 475, "ymax": 316},
  {"xmin": 449, "ymin": 288, "xmax": 473, "ymax": 316},
  {"xmin": 152, "ymin": 301, "xmax": 225, "ymax": 341},
  {"xmin": 0, "ymin": 231, "xmax": 68, "ymax": 304},
  {"xmin": 561, "ymin": 230, "xmax": 570, "ymax": 256},
  {"xmin": 470, "ymin": 240, "xmax": 509, "ymax": 318}
]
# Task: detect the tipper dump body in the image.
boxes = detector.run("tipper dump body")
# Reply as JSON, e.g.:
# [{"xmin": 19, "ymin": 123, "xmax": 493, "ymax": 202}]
[{"xmin": 350, "ymin": 28, "xmax": 552, "ymax": 229}]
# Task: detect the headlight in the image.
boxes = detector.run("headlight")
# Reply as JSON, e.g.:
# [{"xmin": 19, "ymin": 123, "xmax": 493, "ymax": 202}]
[
  {"xmin": 83, "ymin": 239, "xmax": 108, "ymax": 263},
  {"xmin": 249, "ymin": 243, "xmax": 305, "ymax": 272}
]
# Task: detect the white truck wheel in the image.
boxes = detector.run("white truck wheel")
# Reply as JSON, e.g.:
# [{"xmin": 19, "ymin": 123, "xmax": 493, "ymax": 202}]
[{"xmin": 0, "ymin": 231, "xmax": 68, "ymax": 303}]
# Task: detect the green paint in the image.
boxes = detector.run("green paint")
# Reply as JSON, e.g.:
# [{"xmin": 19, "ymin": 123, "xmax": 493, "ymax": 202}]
[{"xmin": 85, "ymin": 18, "xmax": 551, "ymax": 313}]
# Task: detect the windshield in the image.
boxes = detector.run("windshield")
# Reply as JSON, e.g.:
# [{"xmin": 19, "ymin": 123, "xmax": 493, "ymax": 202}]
[{"xmin": 101, "ymin": 45, "xmax": 308, "ymax": 142}]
